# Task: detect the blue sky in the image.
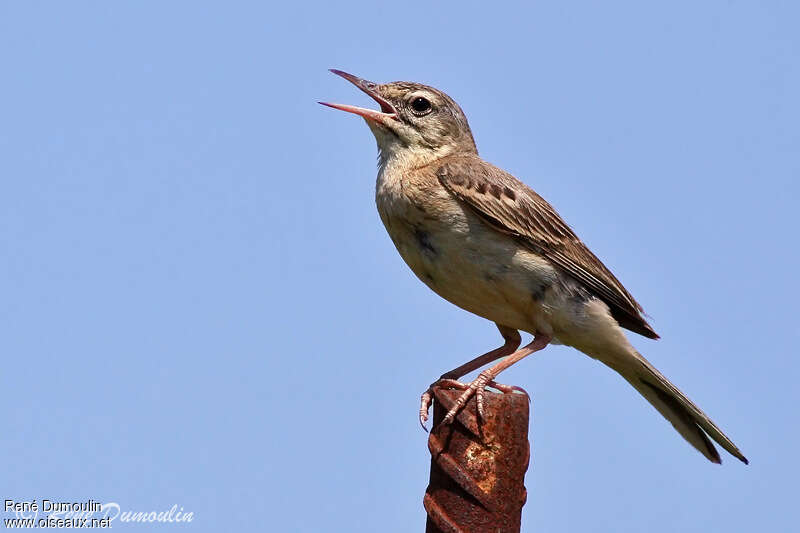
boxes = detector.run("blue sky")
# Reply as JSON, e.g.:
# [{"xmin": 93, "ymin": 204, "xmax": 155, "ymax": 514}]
[{"xmin": 1, "ymin": 1, "xmax": 797, "ymax": 531}]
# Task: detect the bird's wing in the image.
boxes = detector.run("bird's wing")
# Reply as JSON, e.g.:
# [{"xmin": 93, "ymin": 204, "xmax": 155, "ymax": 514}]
[{"xmin": 436, "ymin": 155, "xmax": 659, "ymax": 339}]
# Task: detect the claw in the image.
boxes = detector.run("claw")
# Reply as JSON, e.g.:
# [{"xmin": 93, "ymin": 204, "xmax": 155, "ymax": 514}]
[
  {"xmin": 487, "ymin": 381, "xmax": 528, "ymax": 396},
  {"xmin": 436, "ymin": 378, "xmax": 469, "ymax": 390},
  {"xmin": 421, "ymin": 375, "xmax": 523, "ymax": 428},
  {"xmin": 419, "ymin": 379, "xmax": 469, "ymax": 430},
  {"xmin": 419, "ymin": 389, "xmax": 432, "ymax": 431},
  {"xmin": 442, "ymin": 371, "xmax": 491, "ymax": 425},
  {"xmin": 419, "ymin": 372, "xmax": 530, "ymax": 431}
]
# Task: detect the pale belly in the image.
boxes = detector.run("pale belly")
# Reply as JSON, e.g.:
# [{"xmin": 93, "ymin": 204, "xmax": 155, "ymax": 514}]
[{"xmin": 380, "ymin": 206, "xmax": 561, "ymax": 336}]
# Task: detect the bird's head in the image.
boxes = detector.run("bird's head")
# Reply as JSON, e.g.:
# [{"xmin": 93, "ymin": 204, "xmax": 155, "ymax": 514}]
[{"xmin": 321, "ymin": 69, "xmax": 477, "ymax": 166}]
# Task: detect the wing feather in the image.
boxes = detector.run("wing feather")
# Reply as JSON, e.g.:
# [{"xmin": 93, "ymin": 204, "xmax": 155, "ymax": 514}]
[{"xmin": 436, "ymin": 155, "xmax": 659, "ymax": 339}]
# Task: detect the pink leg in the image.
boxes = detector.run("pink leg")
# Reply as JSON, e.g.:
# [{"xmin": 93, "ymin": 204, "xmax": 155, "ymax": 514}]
[
  {"xmin": 440, "ymin": 325, "xmax": 521, "ymax": 380},
  {"xmin": 419, "ymin": 325, "xmax": 520, "ymax": 429},
  {"xmin": 441, "ymin": 333, "xmax": 552, "ymax": 426}
]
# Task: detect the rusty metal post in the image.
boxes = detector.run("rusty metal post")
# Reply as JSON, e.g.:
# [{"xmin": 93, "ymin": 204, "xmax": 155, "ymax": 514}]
[{"xmin": 424, "ymin": 386, "xmax": 530, "ymax": 533}]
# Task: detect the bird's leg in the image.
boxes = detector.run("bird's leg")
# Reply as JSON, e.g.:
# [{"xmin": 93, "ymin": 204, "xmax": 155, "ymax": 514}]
[
  {"xmin": 419, "ymin": 325, "xmax": 520, "ymax": 429},
  {"xmin": 441, "ymin": 333, "xmax": 552, "ymax": 426}
]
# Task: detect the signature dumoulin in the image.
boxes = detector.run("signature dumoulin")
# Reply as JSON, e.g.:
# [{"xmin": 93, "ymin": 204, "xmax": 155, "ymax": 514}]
[{"xmin": 5, "ymin": 499, "xmax": 194, "ymax": 526}]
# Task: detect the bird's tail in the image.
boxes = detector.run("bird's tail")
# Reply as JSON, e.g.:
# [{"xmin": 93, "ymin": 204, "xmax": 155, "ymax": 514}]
[{"xmin": 608, "ymin": 351, "xmax": 748, "ymax": 464}]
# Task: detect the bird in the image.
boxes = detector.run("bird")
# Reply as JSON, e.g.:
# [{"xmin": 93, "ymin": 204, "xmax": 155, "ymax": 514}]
[{"xmin": 320, "ymin": 69, "xmax": 748, "ymax": 465}]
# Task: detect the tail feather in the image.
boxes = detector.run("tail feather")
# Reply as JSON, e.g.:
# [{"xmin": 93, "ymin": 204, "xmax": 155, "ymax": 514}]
[
  {"xmin": 636, "ymin": 378, "xmax": 721, "ymax": 463},
  {"xmin": 614, "ymin": 353, "xmax": 748, "ymax": 465}
]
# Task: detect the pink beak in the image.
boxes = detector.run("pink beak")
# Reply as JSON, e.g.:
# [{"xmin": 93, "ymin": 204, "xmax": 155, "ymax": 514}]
[{"xmin": 319, "ymin": 69, "xmax": 398, "ymax": 124}]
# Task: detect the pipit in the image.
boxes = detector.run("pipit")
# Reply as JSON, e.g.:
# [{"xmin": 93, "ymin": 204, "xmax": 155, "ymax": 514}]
[{"xmin": 321, "ymin": 69, "xmax": 747, "ymax": 464}]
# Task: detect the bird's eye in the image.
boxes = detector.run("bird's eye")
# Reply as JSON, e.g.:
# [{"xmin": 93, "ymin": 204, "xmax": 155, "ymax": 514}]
[{"xmin": 410, "ymin": 96, "xmax": 432, "ymax": 114}]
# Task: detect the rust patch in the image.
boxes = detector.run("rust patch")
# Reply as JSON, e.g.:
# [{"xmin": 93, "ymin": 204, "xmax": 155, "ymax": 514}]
[{"xmin": 424, "ymin": 386, "xmax": 531, "ymax": 532}]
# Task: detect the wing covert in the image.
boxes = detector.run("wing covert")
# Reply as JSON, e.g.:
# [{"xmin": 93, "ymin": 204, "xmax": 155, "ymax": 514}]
[{"xmin": 436, "ymin": 156, "xmax": 658, "ymax": 339}]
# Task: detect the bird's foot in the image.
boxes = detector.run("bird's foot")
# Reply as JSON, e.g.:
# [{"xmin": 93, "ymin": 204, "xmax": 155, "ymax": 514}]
[
  {"xmin": 420, "ymin": 379, "xmax": 463, "ymax": 430},
  {"xmin": 419, "ymin": 375, "xmax": 528, "ymax": 430}
]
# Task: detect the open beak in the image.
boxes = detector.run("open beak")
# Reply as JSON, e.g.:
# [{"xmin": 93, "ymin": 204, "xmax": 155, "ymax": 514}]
[{"xmin": 319, "ymin": 69, "xmax": 398, "ymax": 124}]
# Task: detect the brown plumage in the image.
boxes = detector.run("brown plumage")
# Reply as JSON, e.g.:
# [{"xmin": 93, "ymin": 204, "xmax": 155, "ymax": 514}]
[
  {"xmin": 322, "ymin": 70, "xmax": 747, "ymax": 465},
  {"xmin": 436, "ymin": 155, "xmax": 660, "ymax": 340}
]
